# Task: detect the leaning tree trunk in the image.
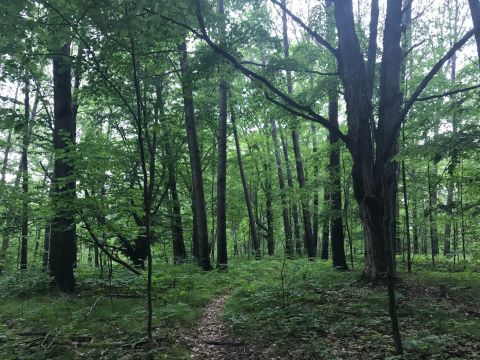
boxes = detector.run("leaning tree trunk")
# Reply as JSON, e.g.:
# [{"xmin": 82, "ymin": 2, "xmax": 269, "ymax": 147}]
[
  {"xmin": 179, "ymin": 41, "xmax": 211, "ymax": 271},
  {"xmin": 50, "ymin": 42, "xmax": 76, "ymax": 292}
]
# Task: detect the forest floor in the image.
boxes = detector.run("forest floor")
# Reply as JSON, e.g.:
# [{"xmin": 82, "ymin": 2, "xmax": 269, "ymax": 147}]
[{"xmin": 0, "ymin": 257, "xmax": 479, "ymax": 359}]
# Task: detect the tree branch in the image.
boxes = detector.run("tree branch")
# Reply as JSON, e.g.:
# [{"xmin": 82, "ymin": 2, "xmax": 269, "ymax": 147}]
[
  {"xmin": 270, "ymin": 0, "xmax": 338, "ymax": 59},
  {"xmin": 194, "ymin": 0, "xmax": 350, "ymax": 146},
  {"xmin": 383, "ymin": 28, "xmax": 475, "ymax": 157},
  {"xmin": 82, "ymin": 219, "xmax": 141, "ymax": 276},
  {"xmin": 239, "ymin": 60, "xmax": 337, "ymax": 76},
  {"xmin": 414, "ymin": 84, "xmax": 480, "ymax": 102}
]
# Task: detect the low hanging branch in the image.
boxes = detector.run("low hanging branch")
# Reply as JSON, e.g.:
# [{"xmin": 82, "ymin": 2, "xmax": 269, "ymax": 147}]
[{"xmin": 82, "ymin": 219, "xmax": 141, "ymax": 276}]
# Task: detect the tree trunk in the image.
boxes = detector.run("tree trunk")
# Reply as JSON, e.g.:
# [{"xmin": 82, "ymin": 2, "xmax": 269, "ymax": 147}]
[
  {"xmin": 401, "ymin": 159, "xmax": 411, "ymax": 272},
  {"xmin": 232, "ymin": 109, "xmax": 260, "ymax": 259},
  {"xmin": 20, "ymin": 79, "xmax": 30, "ymax": 270},
  {"xmin": 321, "ymin": 190, "xmax": 329, "ymax": 260},
  {"xmin": 311, "ymin": 125, "xmax": 320, "ymax": 254},
  {"xmin": 50, "ymin": 42, "xmax": 76, "ymax": 292},
  {"xmin": 326, "ymin": 0, "xmax": 347, "ymax": 268},
  {"xmin": 167, "ymin": 142, "xmax": 187, "ymax": 262},
  {"xmin": 444, "ymin": 11, "xmax": 459, "ymax": 255},
  {"xmin": 264, "ymin": 164, "xmax": 274, "ymax": 255},
  {"xmin": 216, "ymin": 0, "xmax": 228, "ymax": 268},
  {"xmin": 291, "ymin": 130, "xmax": 315, "ymax": 258},
  {"xmin": 179, "ymin": 41, "xmax": 211, "ymax": 271},
  {"xmin": 280, "ymin": 129, "xmax": 302, "ymax": 255},
  {"xmin": 270, "ymin": 119, "xmax": 293, "ymax": 257}
]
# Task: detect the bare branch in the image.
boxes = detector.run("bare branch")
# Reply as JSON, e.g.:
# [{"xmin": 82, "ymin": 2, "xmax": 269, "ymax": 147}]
[
  {"xmin": 414, "ymin": 84, "xmax": 480, "ymax": 102},
  {"xmin": 239, "ymin": 60, "xmax": 337, "ymax": 76}
]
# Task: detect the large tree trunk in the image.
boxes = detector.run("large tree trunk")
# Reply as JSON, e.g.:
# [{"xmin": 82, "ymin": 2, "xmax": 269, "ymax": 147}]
[
  {"xmin": 179, "ymin": 41, "xmax": 211, "ymax": 271},
  {"xmin": 270, "ymin": 119, "xmax": 293, "ymax": 256},
  {"xmin": 216, "ymin": 0, "xmax": 228, "ymax": 268},
  {"xmin": 232, "ymin": 110, "xmax": 260, "ymax": 258},
  {"xmin": 50, "ymin": 42, "xmax": 76, "ymax": 292}
]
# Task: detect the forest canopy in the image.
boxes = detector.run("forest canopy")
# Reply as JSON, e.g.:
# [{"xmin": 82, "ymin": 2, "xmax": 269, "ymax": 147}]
[{"xmin": 0, "ymin": 0, "xmax": 479, "ymax": 358}]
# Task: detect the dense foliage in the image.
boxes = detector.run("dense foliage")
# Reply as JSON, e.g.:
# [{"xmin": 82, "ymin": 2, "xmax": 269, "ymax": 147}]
[{"xmin": 0, "ymin": 0, "xmax": 479, "ymax": 358}]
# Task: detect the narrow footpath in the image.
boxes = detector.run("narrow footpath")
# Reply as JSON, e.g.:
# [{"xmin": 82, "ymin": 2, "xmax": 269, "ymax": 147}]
[{"xmin": 184, "ymin": 294, "xmax": 258, "ymax": 360}]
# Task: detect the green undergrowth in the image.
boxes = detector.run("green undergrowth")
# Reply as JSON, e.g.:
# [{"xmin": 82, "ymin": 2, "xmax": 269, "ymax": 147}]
[
  {"xmin": 0, "ymin": 261, "xmax": 232, "ymax": 359},
  {"xmin": 224, "ymin": 257, "xmax": 480, "ymax": 359},
  {"xmin": 1, "ymin": 257, "xmax": 479, "ymax": 359}
]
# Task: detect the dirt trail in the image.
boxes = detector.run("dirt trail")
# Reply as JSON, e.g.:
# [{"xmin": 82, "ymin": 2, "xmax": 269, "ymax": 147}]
[{"xmin": 184, "ymin": 294, "xmax": 258, "ymax": 360}]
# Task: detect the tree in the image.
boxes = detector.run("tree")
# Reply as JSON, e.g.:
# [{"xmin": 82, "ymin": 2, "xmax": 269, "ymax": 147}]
[
  {"xmin": 216, "ymin": 0, "xmax": 228, "ymax": 268},
  {"xmin": 50, "ymin": 42, "xmax": 76, "ymax": 292},
  {"xmin": 179, "ymin": 41, "xmax": 212, "ymax": 271}
]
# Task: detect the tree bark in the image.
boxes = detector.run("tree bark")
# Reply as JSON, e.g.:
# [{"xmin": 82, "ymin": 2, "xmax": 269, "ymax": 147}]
[
  {"xmin": 50, "ymin": 42, "xmax": 76, "ymax": 292},
  {"xmin": 179, "ymin": 41, "xmax": 211, "ymax": 271}
]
